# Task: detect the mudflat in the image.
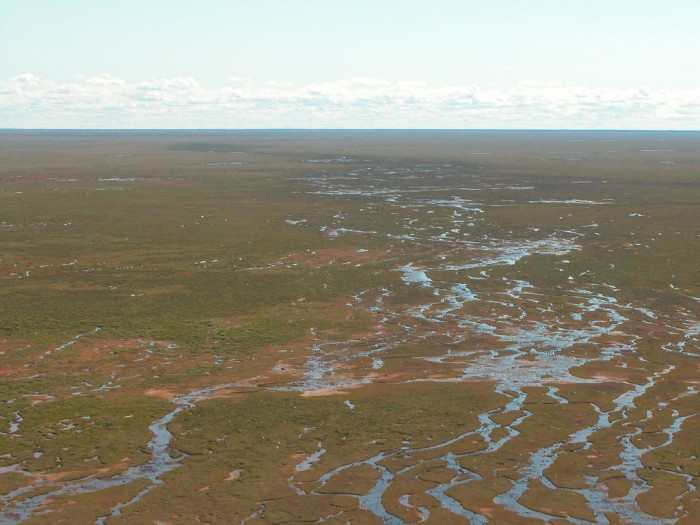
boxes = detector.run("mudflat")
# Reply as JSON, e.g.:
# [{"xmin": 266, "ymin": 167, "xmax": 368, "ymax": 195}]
[{"xmin": 0, "ymin": 130, "xmax": 698, "ymax": 524}]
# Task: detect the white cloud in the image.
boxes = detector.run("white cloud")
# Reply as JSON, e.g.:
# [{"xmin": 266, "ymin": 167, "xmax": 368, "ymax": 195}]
[
  {"xmin": 85, "ymin": 74, "xmax": 126, "ymax": 86},
  {"xmin": 1, "ymin": 75, "xmax": 699, "ymax": 129}
]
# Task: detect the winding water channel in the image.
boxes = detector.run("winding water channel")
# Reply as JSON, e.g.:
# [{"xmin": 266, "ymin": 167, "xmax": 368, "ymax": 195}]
[{"xmin": 1, "ymin": 158, "xmax": 698, "ymax": 523}]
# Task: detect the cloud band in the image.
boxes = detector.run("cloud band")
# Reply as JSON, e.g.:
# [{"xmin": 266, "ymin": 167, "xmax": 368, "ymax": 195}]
[{"xmin": 2, "ymin": 74, "xmax": 699, "ymax": 129}]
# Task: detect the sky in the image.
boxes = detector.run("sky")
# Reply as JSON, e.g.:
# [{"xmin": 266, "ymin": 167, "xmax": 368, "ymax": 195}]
[{"xmin": 1, "ymin": 0, "xmax": 699, "ymax": 129}]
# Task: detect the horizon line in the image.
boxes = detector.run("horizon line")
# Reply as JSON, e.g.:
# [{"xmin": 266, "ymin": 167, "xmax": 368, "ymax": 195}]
[{"xmin": 2, "ymin": 128, "xmax": 699, "ymax": 133}]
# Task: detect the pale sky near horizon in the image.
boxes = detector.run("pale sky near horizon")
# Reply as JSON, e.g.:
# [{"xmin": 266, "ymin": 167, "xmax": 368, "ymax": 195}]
[{"xmin": 1, "ymin": 0, "xmax": 699, "ymax": 129}]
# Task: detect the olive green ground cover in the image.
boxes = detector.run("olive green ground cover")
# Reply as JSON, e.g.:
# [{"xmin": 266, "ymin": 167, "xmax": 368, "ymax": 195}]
[{"xmin": 0, "ymin": 131, "xmax": 698, "ymax": 523}]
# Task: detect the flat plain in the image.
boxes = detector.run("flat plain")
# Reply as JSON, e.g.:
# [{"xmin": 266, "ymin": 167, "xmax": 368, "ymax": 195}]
[{"xmin": 0, "ymin": 130, "xmax": 699, "ymax": 524}]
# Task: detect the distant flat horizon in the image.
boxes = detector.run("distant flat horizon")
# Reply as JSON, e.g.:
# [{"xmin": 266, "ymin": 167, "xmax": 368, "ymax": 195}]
[{"xmin": 3, "ymin": 128, "xmax": 699, "ymax": 133}]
